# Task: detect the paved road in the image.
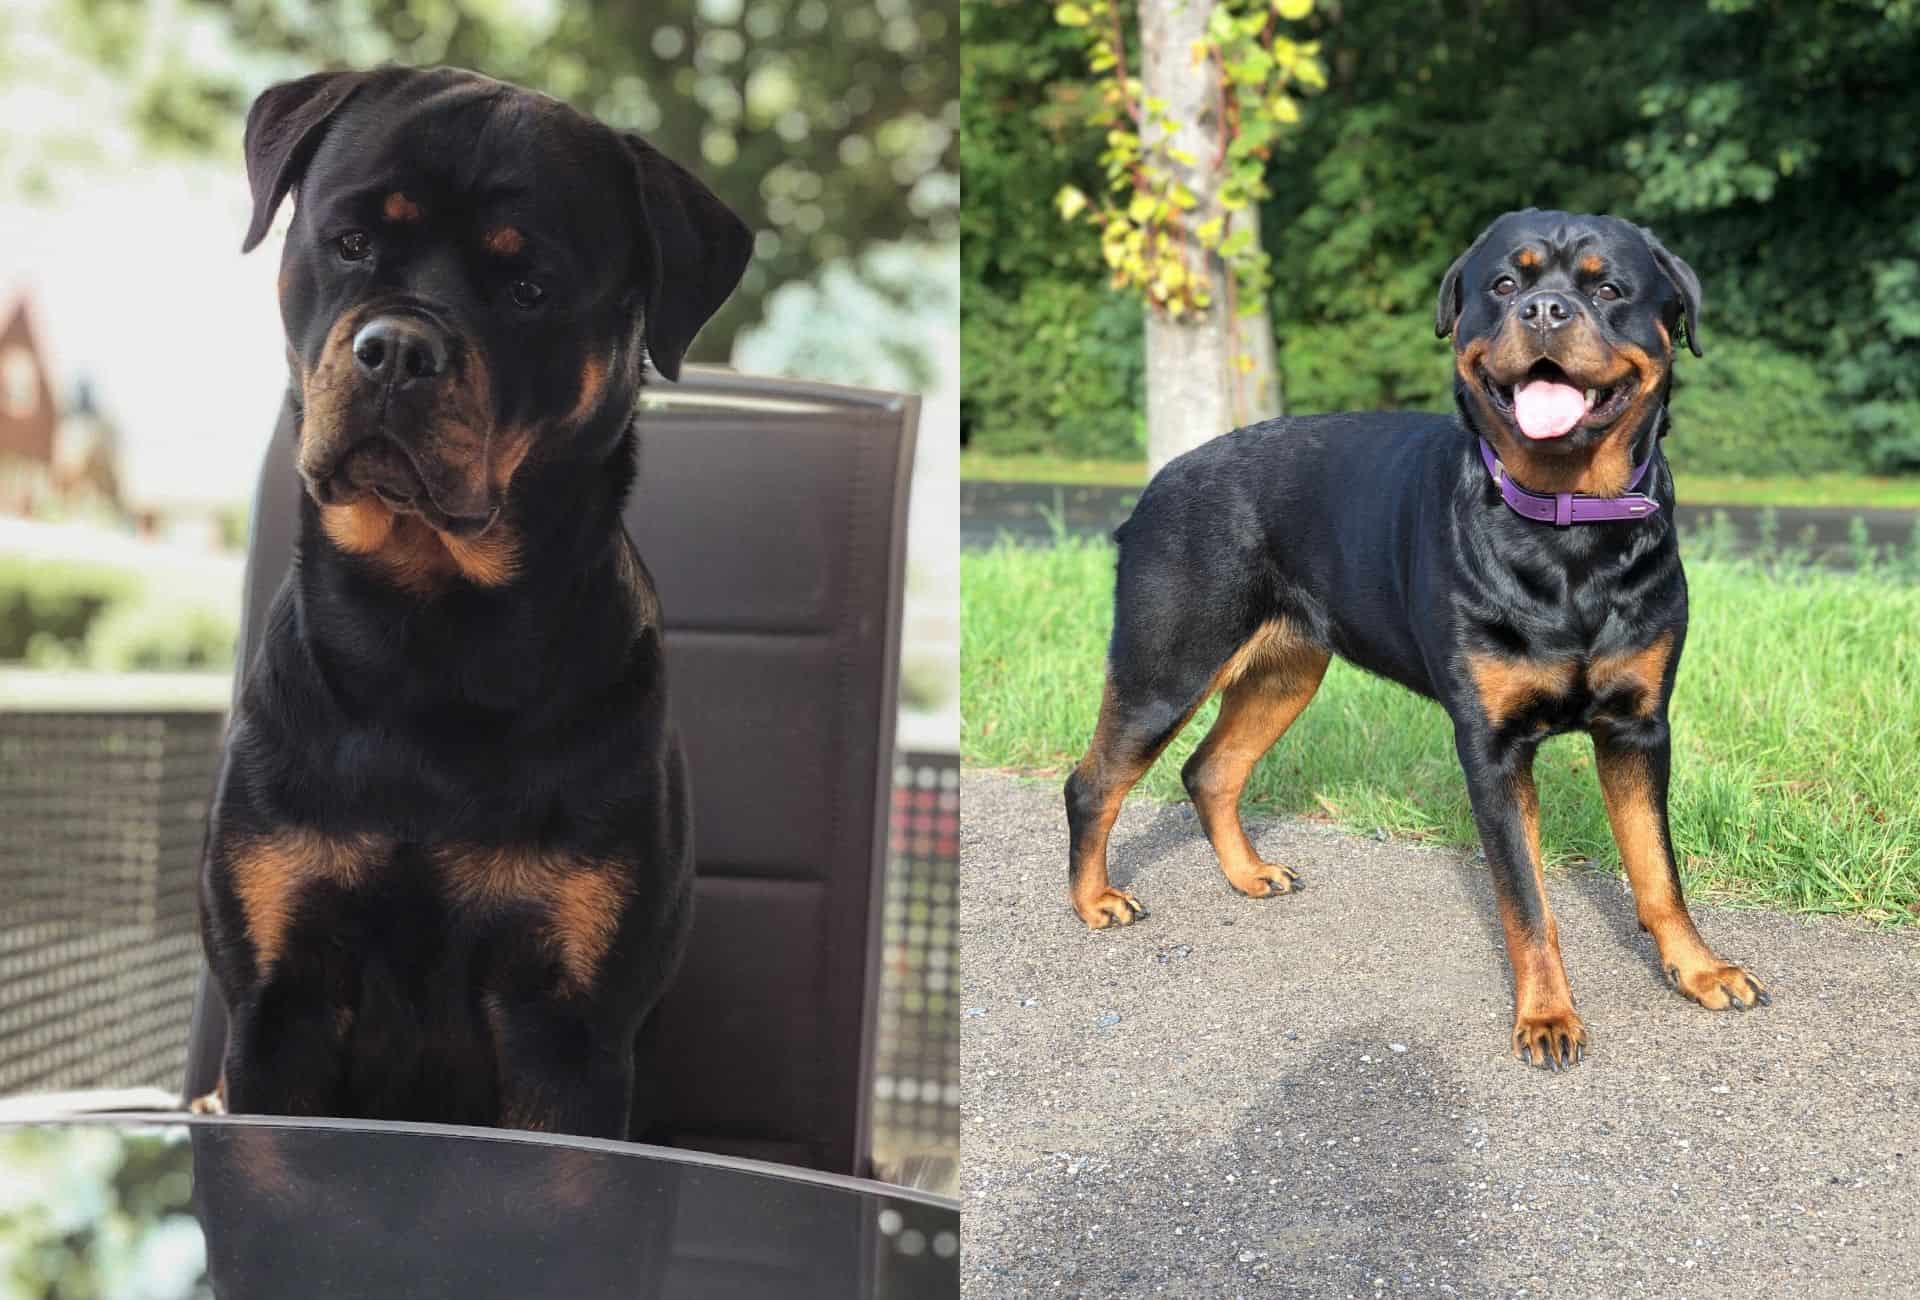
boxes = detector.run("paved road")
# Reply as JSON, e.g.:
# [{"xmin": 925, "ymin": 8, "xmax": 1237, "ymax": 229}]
[
  {"xmin": 961, "ymin": 480, "xmax": 1920, "ymax": 567},
  {"xmin": 960, "ymin": 770, "xmax": 1920, "ymax": 1298}
]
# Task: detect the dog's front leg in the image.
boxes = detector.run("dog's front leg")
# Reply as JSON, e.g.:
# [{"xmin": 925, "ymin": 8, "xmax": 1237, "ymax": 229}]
[
  {"xmin": 222, "ymin": 980, "xmax": 351, "ymax": 1117},
  {"xmin": 1592, "ymin": 720, "xmax": 1768, "ymax": 1011},
  {"xmin": 485, "ymin": 995, "xmax": 636, "ymax": 1140},
  {"xmin": 1455, "ymin": 728, "xmax": 1588, "ymax": 1068}
]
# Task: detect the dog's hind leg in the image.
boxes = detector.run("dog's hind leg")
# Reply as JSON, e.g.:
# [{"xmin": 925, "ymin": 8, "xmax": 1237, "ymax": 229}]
[
  {"xmin": 1064, "ymin": 678, "xmax": 1204, "ymax": 928},
  {"xmin": 1065, "ymin": 598, "xmax": 1291, "ymax": 928},
  {"xmin": 1181, "ymin": 622, "xmax": 1330, "ymax": 898}
]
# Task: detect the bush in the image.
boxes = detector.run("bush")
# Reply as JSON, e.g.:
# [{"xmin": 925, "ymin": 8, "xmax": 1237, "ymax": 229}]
[
  {"xmin": 1664, "ymin": 336, "xmax": 1861, "ymax": 475},
  {"xmin": 1279, "ymin": 312, "xmax": 1453, "ymax": 416},
  {"xmin": 961, "ymin": 277, "xmax": 1145, "ymax": 458},
  {"xmin": 0, "ymin": 557, "xmax": 138, "ymax": 661},
  {"xmin": 0, "ymin": 554, "xmax": 236, "ymax": 672},
  {"xmin": 76, "ymin": 598, "xmax": 235, "ymax": 672}
]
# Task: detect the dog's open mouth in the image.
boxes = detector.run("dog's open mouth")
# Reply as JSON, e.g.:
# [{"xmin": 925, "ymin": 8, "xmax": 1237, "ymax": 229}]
[{"xmin": 1481, "ymin": 360, "xmax": 1631, "ymax": 440}]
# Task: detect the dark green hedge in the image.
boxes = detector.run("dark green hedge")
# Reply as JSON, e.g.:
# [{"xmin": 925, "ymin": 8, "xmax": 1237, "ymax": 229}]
[{"xmin": 961, "ymin": 278, "xmax": 1145, "ymax": 458}]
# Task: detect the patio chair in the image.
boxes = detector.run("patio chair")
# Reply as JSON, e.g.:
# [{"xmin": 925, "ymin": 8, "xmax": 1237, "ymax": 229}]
[{"xmin": 183, "ymin": 367, "xmax": 918, "ymax": 1178}]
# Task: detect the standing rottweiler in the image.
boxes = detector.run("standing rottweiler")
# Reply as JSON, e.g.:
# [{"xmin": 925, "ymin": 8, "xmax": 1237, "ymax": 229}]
[
  {"xmin": 197, "ymin": 65, "xmax": 751, "ymax": 1136},
  {"xmin": 1066, "ymin": 209, "xmax": 1768, "ymax": 1068}
]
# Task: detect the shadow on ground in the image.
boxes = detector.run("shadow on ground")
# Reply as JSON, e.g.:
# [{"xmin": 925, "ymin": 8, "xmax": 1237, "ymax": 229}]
[{"xmin": 961, "ymin": 770, "xmax": 1920, "ymax": 1297}]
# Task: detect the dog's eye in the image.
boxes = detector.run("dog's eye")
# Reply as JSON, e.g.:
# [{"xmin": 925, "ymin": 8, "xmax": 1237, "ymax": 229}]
[
  {"xmin": 1595, "ymin": 283, "xmax": 1621, "ymax": 301},
  {"xmin": 336, "ymin": 231, "xmax": 372, "ymax": 262},
  {"xmin": 509, "ymin": 279, "xmax": 545, "ymax": 309},
  {"xmin": 1492, "ymin": 276, "xmax": 1517, "ymax": 297}
]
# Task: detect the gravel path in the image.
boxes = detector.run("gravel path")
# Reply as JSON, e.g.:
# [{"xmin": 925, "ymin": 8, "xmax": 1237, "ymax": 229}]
[{"xmin": 960, "ymin": 770, "xmax": 1920, "ymax": 1298}]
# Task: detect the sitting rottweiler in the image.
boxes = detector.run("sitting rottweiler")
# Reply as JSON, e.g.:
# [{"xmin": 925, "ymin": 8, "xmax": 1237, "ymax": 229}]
[
  {"xmin": 1066, "ymin": 209, "xmax": 1768, "ymax": 1068},
  {"xmin": 197, "ymin": 65, "xmax": 751, "ymax": 1136}
]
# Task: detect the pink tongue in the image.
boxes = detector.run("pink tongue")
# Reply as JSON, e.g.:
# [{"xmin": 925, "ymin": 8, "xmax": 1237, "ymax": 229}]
[{"xmin": 1514, "ymin": 380, "xmax": 1586, "ymax": 439}]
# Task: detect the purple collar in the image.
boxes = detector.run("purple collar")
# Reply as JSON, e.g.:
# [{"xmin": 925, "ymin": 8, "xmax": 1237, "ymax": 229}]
[{"xmin": 1477, "ymin": 438, "xmax": 1660, "ymax": 527}]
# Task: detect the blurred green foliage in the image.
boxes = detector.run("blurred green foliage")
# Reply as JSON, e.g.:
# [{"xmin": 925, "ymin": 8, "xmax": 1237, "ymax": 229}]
[
  {"xmin": 37, "ymin": 0, "xmax": 957, "ymax": 364},
  {"xmin": 0, "ymin": 556, "xmax": 235, "ymax": 670},
  {"xmin": 963, "ymin": 0, "xmax": 1920, "ymax": 474}
]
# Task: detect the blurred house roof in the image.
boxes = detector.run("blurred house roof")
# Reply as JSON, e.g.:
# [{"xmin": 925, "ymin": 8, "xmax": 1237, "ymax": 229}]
[{"xmin": 0, "ymin": 297, "xmax": 58, "ymax": 464}]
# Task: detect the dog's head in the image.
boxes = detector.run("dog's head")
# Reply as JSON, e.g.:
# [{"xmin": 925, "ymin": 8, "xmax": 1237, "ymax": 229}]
[
  {"xmin": 243, "ymin": 65, "xmax": 751, "ymax": 540},
  {"xmin": 1436, "ymin": 209, "xmax": 1701, "ymax": 491}
]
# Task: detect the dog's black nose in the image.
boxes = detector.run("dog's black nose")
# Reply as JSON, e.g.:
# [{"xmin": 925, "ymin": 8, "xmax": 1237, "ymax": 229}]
[
  {"xmin": 1517, "ymin": 290, "xmax": 1578, "ymax": 331},
  {"xmin": 352, "ymin": 316, "xmax": 447, "ymax": 386}
]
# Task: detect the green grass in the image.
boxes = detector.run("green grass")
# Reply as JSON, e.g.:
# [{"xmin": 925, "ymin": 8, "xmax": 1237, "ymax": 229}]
[
  {"xmin": 962, "ymin": 535, "xmax": 1920, "ymax": 923},
  {"xmin": 962, "ymin": 451, "xmax": 1920, "ymax": 509}
]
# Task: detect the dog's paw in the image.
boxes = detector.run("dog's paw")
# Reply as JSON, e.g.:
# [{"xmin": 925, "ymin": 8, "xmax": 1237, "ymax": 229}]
[
  {"xmin": 1225, "ymin": 859, "xmax": 1301, "ymax": 899},
  {"xmin": 1074, "ymin": 888, "xmax": 1146, "ymax": 929},
  {"xmin": 1665, "ymin": 958, "xmax": 1769, "ymax": 1011},
  {"xmin": 188, "ymin": 1089, "xmax": 227, "ymax": 1115},
  {"xmin": 1511, "ymin": 1009, "xmax": 1588, "ymax": 1070}
]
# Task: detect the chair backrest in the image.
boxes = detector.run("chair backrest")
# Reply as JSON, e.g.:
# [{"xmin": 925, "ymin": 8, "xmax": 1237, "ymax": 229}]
[{"xmin": 186, "ymin": 367, "xmax": 917, "ymax": 1176}]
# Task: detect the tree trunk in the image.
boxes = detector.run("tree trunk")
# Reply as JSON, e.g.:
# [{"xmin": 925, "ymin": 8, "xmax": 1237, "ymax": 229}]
[{"xmin": 1138, "ymin": 0, "xmax": 1281, "ymax": 475}]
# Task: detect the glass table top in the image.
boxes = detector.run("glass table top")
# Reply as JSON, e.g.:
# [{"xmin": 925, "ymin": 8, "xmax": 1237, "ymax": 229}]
[{"xmin": 0, "ymin": 1113, "xmax": 958, "ymax": 1299}]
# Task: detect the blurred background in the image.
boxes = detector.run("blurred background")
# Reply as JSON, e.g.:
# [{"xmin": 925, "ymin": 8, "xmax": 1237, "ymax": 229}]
[
  {"xmin": 0, "ymin": 0, "xmax": 959, "ymax": 1268},
  {"xmin": 962, "ymin": 0, "xmax": 1920, "ymax": 493}
]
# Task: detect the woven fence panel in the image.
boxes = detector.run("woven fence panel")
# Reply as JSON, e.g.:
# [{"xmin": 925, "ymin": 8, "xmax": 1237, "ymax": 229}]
[
  {"xmin": 872, "ymin": 752, "xmax": 961, "ymax": 1161},
  {"xmin": 0, "ymin": 711, "xmax": 222, "ymax": 1096}
]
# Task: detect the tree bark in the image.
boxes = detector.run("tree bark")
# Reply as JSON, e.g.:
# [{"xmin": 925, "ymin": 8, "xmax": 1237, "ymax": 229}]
[{"xmin": 1138, "ymin": 0, "xmax": 1281, "ymax": 475}]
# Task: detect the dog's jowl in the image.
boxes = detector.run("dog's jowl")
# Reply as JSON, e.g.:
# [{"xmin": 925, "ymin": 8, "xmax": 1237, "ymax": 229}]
[
  {"xmin": 1065, "ymin": 209, "xmax": 1767, "ymax": 1069},
  {"xmin": 198, "ymin": 66, "xmax": 751, "ymax": 1136}
]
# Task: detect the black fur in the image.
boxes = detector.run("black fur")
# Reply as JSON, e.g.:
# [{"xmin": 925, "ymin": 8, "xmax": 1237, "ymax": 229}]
[
  {"xmin": 1067, "ymin": 210, "xmax": 1769, "ymax": 1067},
  {"xmin": 200, "ymin": 65, "xmax": 750, "ymax": 1136}
]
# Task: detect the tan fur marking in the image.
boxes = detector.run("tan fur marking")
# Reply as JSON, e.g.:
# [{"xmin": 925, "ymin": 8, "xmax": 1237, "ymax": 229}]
[
  {"xmin": 442, "ymin": 529, "xmax": 519, "ymax": 587},
  {"xmin": 1187, "ymin": 640, "xmax": 1330, "ymax": 897},
  {"xmin": 320, "ymin": 496, "xmax": 518, "ymax": 593},
  {"xmin": 1465, "ymin": 654, "xmax": 1578, "ymax": 729},
  {"xmin": 384, "ymin": 192, "xmax": 422, "ymax": 223},
  {"xmin": 489, "ymin": 427, "xmax": 536, "ymax": 493},
  {"xmin": 1656, "ymin": 319, "xmax": 1671, "ymax": 353},
  {"xmin": 1579, "ymin": 254, "xmax": 1605, "ymax": 275},
  {"xmin": 1498, "ymin": 769, "xmax": 1586, "ymax": 1062},
  {"xmin": 1464, "ymin": 323, "xmax": 1667, "ymax": 497},
  {"xmin": 1069, "ymin": 620, "xmax": 1328, "ymax": 926},
  {"xmin": 483, "ymin": 225, "xmax": 525, "ymax": 257},
  {"xmin": 1069, "ymin": 678, "xmax": 1204, "ymax": 927},
  {"xmin": 1514, "ymin": 247, "xmax": 1541, "ymax": 270},
  {"xmin": 228, "ymin": 829, "xmax": 386, "ymax": 975},
  {"xmin": 568, "ymin": 355, "xmax": 609, "ymax": 426},
  {"xmin": 1593, "ymin": 745, "xmax": 1765, "ymax": 1010},
  {"xmin": 436, "ymin": 847, "xmax": 633, "ymax": 994},
  {"xmin": 1589, "ymin": 632, "xmax": 1674, "ymax": 717}
]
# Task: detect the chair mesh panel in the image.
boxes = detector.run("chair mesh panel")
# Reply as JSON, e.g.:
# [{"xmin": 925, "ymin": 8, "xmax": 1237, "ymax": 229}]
[{"xmin": 0, "ymin": 710, "xmax": 220, "ymax": 1094}]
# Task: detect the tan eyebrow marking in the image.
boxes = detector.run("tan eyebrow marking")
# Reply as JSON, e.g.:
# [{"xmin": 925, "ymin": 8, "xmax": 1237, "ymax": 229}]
[
  {"xmin": 483, "ymin": 226, "xmax": 525, "ymax": 257},
  {"xmin": 1514, "ymin": 247, "xmax": 1541, "ymax": 270},
  {"xmin": 1579, "ymin": 254, "xmax": 1605, "ymax": 275},
  {"xmin": 383, "ymin": 192, "xmax": 422, "ymax": 223}
]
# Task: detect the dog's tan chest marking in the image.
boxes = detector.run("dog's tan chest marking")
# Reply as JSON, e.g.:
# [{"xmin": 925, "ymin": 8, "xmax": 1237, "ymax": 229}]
[
  {"xmin": 226, "ymin": 829, "xmax": 389, "ymax": 976},
  {"xmin": 432, "ymin": 846, "xmax": 633, "ymax": 994},
  {"xmin": 1467, "ymin": 633, "xmax": 1674, "ymax": 730}
]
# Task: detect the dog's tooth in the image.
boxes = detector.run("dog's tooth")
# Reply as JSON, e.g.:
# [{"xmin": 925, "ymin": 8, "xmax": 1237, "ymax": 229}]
[{"xmin": 1584, "ymin": 388, "xmax": 1598, "ymax": 409}]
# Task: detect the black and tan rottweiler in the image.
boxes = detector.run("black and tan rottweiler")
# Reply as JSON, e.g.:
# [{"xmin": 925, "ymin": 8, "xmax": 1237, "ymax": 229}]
[
  {"xmin": 1066, "ymin": 209, "xmax": 1768, "ymax": 1068},
  {"xmin": 197, "ymin": 65, "xmax": 751, "ymax": 1136}
]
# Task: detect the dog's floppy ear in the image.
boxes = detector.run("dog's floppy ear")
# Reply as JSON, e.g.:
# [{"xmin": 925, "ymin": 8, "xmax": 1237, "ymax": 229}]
[
  {"xmin": 621, "ymin": 133, "xmax": 754, "ymax": 382},
  {"xmin": 241, "ymin": 70, "xmax": 370, "ymax": 254},
  {"xmin": 1434, "ymin": 224, "xmax": 1496, "ymax": 340},
  {"xmin": 1637, "ymin": 225, "xmax": 1703, "ymax": 357}
]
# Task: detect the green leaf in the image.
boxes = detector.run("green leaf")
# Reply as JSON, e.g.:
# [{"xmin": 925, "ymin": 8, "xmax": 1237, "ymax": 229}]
[
  {"xmin": 1055, "ymin": 185, "xmax": 1089, "ymax": 221},
  {"xmin": 1055, "ymin": 4, "xmax": 1092, "ymax": 27},
  {"xmin": 1276, "ymin": 0, "xmax": 1313, "ymax": 19}
]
